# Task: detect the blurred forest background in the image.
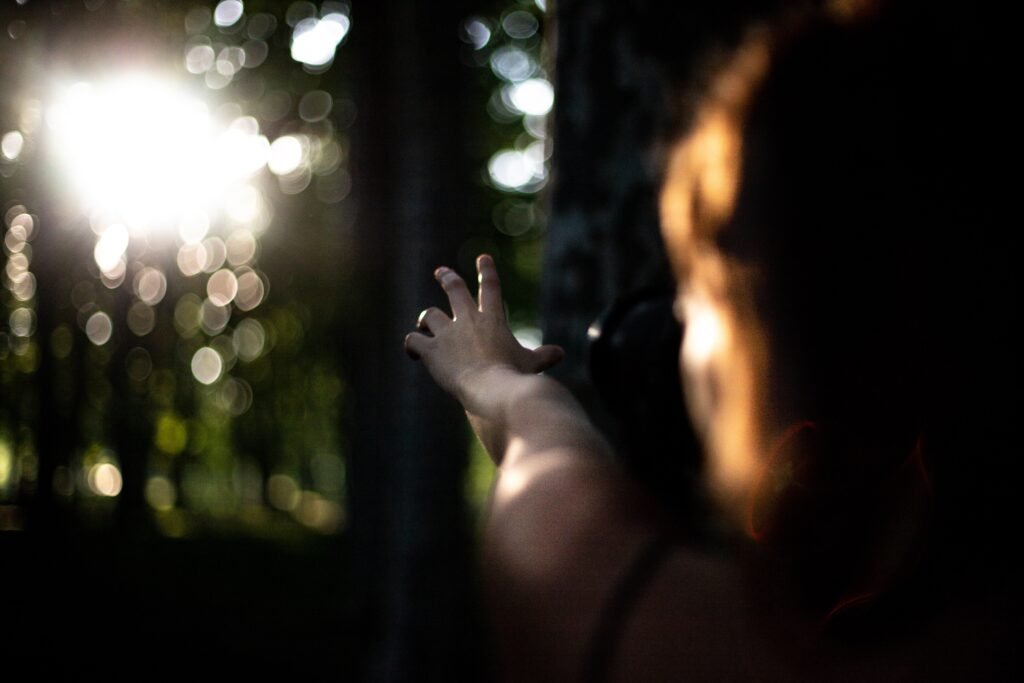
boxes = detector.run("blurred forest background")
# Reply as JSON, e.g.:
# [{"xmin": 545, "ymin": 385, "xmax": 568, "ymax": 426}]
[{"xmin": 1, "ymin": 0, "xmax": 790, "ymax": 679}]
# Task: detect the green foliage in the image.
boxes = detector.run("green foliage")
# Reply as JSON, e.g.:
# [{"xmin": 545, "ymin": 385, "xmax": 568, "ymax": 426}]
[
  {"xmin": 0, "ymin": 0, "xmax": 350, "ymax": 537},
  {"xmin": 461, "ymin": 0, "xmax": 551, "ymax": 324},
  {"xmin": 0, "ymin": 0, "xmax": 550, "ymax": 537}
]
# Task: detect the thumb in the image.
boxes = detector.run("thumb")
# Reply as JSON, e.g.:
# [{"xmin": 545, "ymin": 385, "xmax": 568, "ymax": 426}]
[{"xmin": 529, "ymin": 344, "xmax": 565, "ymax": 373}]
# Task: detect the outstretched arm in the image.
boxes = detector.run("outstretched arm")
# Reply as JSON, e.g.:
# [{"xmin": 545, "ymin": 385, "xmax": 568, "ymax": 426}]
[{"xmin": 404, "ymin": 256, "xmax": 665, "ymax": 680}]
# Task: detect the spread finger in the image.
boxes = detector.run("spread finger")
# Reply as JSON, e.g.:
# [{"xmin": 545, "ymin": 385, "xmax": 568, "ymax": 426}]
[
  {"xmin": 435, "ymin": 267, "xmax": 475, "ymax": 320},
  {"xmin": 404, "ymin": 332, "xmax": 432, "ymax": 360},
  {"xmin": 477, "ymin": 254, "xmax": 503, "ymax": 314}
]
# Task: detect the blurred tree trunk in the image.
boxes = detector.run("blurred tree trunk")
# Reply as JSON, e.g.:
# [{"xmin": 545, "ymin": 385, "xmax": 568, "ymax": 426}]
[
  {"xmin": 111, "ymin": 284, "xmax": 151, "ymax": 535},
  {"xmin": 25, "ymin": 209, "xmax": 93, "ymax": 539},
  {"xmin": 25, "ymin": 205, "xmax": 67, "ymax": 536},
  {"xmin": 342, "ymin": 2, "xmax": 484, "ymax": 681},
  {"xmin": 542, "ymin": 1, "xmax": 679, "ymax": 406}
]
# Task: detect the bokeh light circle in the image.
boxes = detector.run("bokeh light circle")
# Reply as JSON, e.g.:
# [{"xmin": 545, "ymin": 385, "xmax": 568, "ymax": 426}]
[
  {"xmin": 177, "ymin": 243, "xmax": 208, "ymax": 277},
  {"xmin": 191, "ymin": 346, "xmax": 223, "ymax": 385},
  {"xmin": 299, "ymin": 90, "xmax": 333, "ymax": 122},
  {"xmin": 135, "ymin": 267, "xmax": 167, "ymax": 305},
  {"xmin": 201, "ymin": 236, "xmax": 227, "ymax": 272},
  {"xmin": 201, "ymin": 299, "xmax": 231, "ymax": 335},
  {"xmin": 94, "ymin": 225, "xmax": 130, "ymax": 273},
  {"xmin": 508, "ymin": 79, "xmax": 554, "ymax": 116},
  {"xmin": 85, "ymin": 311, "xmax": 113, "ymax": 345},
  {"xmin": 234, "ymin": 270, "xmax": 266, "ymax": 311},
  {"xmin": 502, "ymin": 11, "xmax": 539, "ymax": 40},
  {"xmin": 125, "ymin": 346, "xmax": 153, "ymax": 381},
  {"xmin": 213, "ymin": 1, "xmax": 244, "ymax": 28},
  {"xmin": 88, "ymin": 463, "xmax": 123, "ymax": 497},
  {"xmin": 291, "ymin": 13, "xmax": 350, "ymax": 67},
  {"xmin": 226, "ymin": 230, "xmax": 257, "ymax": 265},
  {"xmin": 1, "ymin": 131, "xmax": 24, "ymax": 160},
  {"xmin": 269, "ymin": 135, "xmax": 305, "ymax": 175},
  {"xmin": 127, "ymin": 301, "xmax": 156, "ymax": 336},
  {"xmin": 9, "ymin": 307, "xmax": 35, "ymax": 337},
  {"xmin": 233, "ymin": 318, "xmax": 266, "ymax": 361},
  {"xmin": 207, "ymin": 269, "xmax": 239, "ymax": 306}
]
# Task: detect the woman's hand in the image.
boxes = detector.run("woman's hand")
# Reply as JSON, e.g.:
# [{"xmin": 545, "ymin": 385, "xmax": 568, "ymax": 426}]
[{"xmin": 404, "ymin": 254, "xmax": 564, "ymax": 410}]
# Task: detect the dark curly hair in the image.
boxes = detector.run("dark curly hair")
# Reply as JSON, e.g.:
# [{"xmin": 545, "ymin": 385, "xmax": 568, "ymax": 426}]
[{"xmin": 662, "ymin": 0, "xmax": 1014, "ymax": 634}]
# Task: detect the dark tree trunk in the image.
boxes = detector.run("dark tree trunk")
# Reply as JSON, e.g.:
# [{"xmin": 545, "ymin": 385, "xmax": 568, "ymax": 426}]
[
  {"xmin": 111, "ymin": 283, "xmax": 151, "ymax": 535},
  {"xmin": 25, "ymin": 206, "xmax": 66, "ymax": 536},
  {"xmin": 342, "ymin": 2, "xmax": 485, "ymax": 680},
  {"xmin": 543, "ymin": 1, "xmax": 682, "ymax": 400}
]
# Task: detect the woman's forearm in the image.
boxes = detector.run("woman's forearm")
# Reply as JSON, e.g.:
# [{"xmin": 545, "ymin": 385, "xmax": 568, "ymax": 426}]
[{"xmin": 461, "ymin": 367, "xmax": 611, "ymax": 468}]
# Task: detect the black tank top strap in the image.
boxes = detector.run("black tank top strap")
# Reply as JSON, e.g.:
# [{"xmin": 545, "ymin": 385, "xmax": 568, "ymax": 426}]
[{"xmin": 581, "ymin": 528, "xmax": 681, "ymax": 683}]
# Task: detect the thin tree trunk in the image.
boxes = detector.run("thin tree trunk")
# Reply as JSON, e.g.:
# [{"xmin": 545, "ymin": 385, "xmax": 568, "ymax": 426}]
[{"xmin": 342, "ymin": 2, "xmax": 484, "ymax": 680}]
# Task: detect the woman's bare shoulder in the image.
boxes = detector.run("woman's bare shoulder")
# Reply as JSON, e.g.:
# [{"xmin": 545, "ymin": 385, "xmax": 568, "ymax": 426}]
[
  {"xmin": 479, "ymin": 450, "xmax": 656, "ymax": 677},
  {"xmin": 605, "ymin": 546, "xmax": 765, "ymax": 682},
  {"xmin": 482, "ymin": 449, "xmax": 818, "ymax": 681},
  {"xmin": 483, "ymin": 452, "xmax": 900, "ymax": 682}
]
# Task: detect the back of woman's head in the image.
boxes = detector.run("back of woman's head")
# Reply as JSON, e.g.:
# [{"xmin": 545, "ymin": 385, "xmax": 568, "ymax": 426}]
[{"xmin": 662, "ymin": 0, "xmax": 1014, "ymax": 608}]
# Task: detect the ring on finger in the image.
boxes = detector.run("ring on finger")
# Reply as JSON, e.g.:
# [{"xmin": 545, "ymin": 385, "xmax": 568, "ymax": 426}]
[
  {"xmin": 417, "ymin": 307, "xmax": 446, "ymax": 335},
  {"xmin": 416, "ymin": 309, "xmax": 431, "ymax": 329}
]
